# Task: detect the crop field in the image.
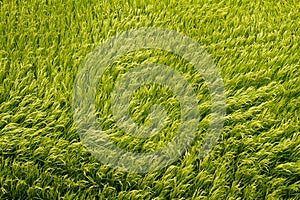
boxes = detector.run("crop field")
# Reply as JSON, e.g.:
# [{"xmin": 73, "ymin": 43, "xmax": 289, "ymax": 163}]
[{"xmin": 0, "ymin": 0, "xmax": 299, "ymax": 199}]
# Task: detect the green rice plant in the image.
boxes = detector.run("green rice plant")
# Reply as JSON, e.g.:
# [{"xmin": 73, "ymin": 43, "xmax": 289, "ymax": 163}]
[{"xmin": 0, "ymin": 0, "xmax": 299, "ymax": 199}]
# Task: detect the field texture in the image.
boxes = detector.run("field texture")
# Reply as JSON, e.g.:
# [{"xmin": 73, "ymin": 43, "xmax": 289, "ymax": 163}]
[{"xmin": 1, "ymin": 0, "xmax": 299, "ymax": 199}]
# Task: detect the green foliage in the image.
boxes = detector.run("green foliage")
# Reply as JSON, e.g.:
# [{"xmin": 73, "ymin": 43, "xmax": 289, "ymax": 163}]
[{"xmin": 0, "ymin": 0, "xmax": 299, "ymax": 199}]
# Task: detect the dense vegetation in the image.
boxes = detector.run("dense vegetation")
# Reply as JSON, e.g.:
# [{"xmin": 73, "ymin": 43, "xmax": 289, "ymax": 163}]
[{"xmin": 0, "ymin": 0, "xmax": 299, "ymax": 199}]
